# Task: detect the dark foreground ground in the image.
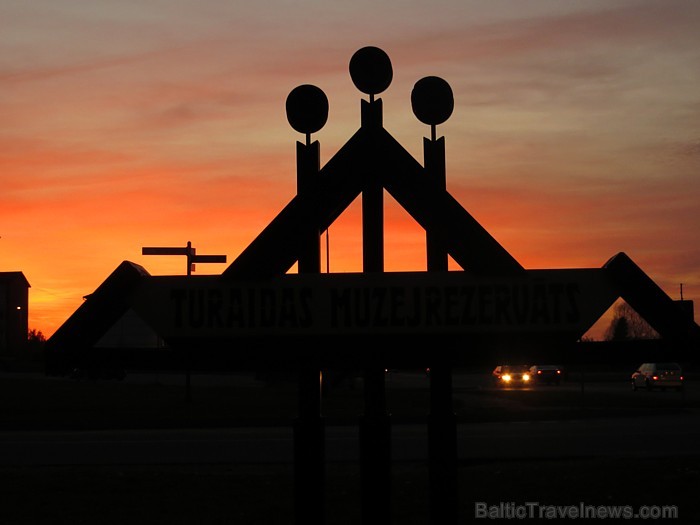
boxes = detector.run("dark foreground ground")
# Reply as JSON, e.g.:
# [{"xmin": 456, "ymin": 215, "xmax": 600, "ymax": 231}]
[
  {"xmin": 4, "ymin": 457, "xmax": 697, "ymax": 525},
  {"xmin": 1, "ymin": 368, "xmax": 698, "ymax": 524}
]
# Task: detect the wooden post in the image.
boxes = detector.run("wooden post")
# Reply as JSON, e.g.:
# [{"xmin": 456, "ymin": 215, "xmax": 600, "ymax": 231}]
[
  {"xmin": 425, "ymin": 137, "xmax": 448, "ymax": 272},
  {"xmin": 425, "ymin": 132, "xmax": 458, "ymax": 523},
  {"xmin": 297, "ymin": 140, "xmax": 321, "ymax": 273},
  {"xmin": 428, "ymin": 365, "xmax": 458, "ymax": 524},
  {"xmin": 294, "ymin": 135, "xmax": 325, "ymax": 524},
  {"xmin": 294, "ymin": 366, "xmax": 325, "ymax": 525},
  {"xmin": 360, "ymin": 366, "xmax": 392, "ymax": 525},
  {"xmin": 358, "ymin": 98, "xmax": 391, "ymax": 524}
]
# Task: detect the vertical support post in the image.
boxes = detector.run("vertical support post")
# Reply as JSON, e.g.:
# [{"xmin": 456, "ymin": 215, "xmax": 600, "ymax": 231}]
[
  {"xmin": 361, "ymin": 98, "xmax": 384, "ymax": 274},
  {"xmin": 362, "ymin": 182, "xmax": 384, "ymax": 272},
  {"xmin": 297, "ymin": 140, "xmax": 322, "ymax": 273},
  {"xmin": 184, "ymin": 348, "xmax": 192, "ymax": 403},
  {"xmin": 362, "ymin": 184, "xmax": 384, "ymax": 272},
  {"xmin": 425, "ymin": 137, "xmax": 448, "ymax": 272},
  {"xmin": 185, "ymin": 241, "xmax": 193, "ymax": 401},
  {"xmin": 294, "ymin": 367, "xmax": 325, "ymax": 525},
  {"xmin": 425, "ymin": 133, "xmax": 457, "ymax": 523},
  {"xmin": 295, "ymin": 135, "xmax": 324, "ymax": 524},
  {"xmin": 140, "ymin": 243, "xmax": 224, "ymax": 404},
  {"xmin": 359, "ymin": 97, "xmax": 391, "ymax": 524},
  {"xmin": 360, "ymin": 367, "xmax": 392, "ymax": 525},
  {"xmin": 185, "ymin": 241, "xmax": 194, "ymax": 276},
  {"xmin": 428, "ymin": 365, "xmax": 458, "ymax": 524}
]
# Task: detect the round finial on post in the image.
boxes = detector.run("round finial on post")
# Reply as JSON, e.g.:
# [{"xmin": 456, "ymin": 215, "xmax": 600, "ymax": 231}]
[
  {"xmin": 411, "ymin": 76, "xmax": 454, "ymax": 140},
  {"xmin": 349, "ymin": 46, "xmax": 393, "ymax": 102},
  {"xmin": 286, "ymin": 84, "xmax": 329, "ymax": 144}
]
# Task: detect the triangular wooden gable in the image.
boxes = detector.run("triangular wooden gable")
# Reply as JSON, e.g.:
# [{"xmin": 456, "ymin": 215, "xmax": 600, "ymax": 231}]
[{"xmin": 223, "ymin": 113, "xmax": 523, "ymax": 279}]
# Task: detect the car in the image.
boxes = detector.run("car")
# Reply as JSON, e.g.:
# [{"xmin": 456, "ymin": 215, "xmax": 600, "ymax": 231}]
[
  {"xmin": 492, "ymin": 364, "xmax": 531, "ymax": 387},
  {"xmin": 631, "ymin": 362, "xmax": 684, "ymax": 392},
  {"xmin": 529, "ymin": 365, "xmax": 563, "ymax": 385}
]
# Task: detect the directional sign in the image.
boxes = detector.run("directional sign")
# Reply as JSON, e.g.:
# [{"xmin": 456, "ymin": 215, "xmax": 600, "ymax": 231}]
[
  {"xmin": 191, "ymin": 255, "xmax": 227, "ymax": 264},
  {"xmin": 142, "ymin": 247, "xmax": 192, "ymax": 256},
  {"xmin": 142, "ymin": 242, "xmax": 225, "ymax": 275}
]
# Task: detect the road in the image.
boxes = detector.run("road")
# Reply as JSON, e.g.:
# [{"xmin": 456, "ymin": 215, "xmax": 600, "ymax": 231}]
[
  {"xmin": 3, "ymin": 371, "xmax": 697, "ymax": 525},
  {"xmin": 1, "ymin": 410, "xmax": 698, "ymax": 466},
  {"xmin": 1, "ymin": 370, "xmax": 697, "ymax": 466}
]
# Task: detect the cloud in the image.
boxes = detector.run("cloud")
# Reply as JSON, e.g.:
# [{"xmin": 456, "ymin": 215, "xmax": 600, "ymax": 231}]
[
  {"xmin": 677, "ymin": 140, "xmax": 700, "ymax": 160},
  {"xmin": 0, "ymin": 46, "xmax": 178, "ymax": 84},
  {"xmin": 393, "ymin": 1, "xmax": 700, "ymax": 66}
]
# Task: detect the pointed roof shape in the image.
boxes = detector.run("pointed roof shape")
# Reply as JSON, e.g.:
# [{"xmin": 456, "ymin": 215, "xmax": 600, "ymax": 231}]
[
  {"xmin": 45, "ymin": 261, "xmax": 151, "ymax": 369},
  {"xmin": 223, "ymin": 101, "xmax": 523, "ymax": 279},
  {"xmin": 603, "ymin": 252, "xmax": 700, "ymax": 340}
]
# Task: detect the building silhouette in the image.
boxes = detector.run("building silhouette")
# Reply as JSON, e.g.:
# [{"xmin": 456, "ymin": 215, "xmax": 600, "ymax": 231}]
[{"xmin": 0, "ymin": 271, "xmax": 30, "ymax": 358}]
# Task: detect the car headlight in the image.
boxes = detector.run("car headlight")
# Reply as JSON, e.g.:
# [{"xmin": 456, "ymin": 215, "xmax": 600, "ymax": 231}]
[
  {"xmin": 502, "ymin": 374, "xmax": 512, "ymax": 382},
  {"xmin": 523, "ymin": 374, "xmax": 530, "ymax": 381}
]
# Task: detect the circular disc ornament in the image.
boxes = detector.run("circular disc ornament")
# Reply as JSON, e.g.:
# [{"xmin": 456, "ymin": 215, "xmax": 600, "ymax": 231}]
[
  {"xmin": 286, "ymin": 84, "xmax": 329, "ymax": 135},
  {"xmin": 349, "ymin": 46, "xmax": 393, "ymax": 96},
  {"xmin": 411, "ymin": 76, "xmax": 454, "ymax": 126}
]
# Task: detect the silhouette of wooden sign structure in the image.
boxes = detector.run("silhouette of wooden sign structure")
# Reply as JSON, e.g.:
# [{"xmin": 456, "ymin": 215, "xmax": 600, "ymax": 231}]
[{"xmin": 46, "ymin": 46, "xmax": 699, "ymax": 525}]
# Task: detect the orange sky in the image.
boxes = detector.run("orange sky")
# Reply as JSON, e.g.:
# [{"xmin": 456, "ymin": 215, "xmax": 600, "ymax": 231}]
[{"xmin": 3, "ymin": 1, "xmax": 699, "ymax": 339}]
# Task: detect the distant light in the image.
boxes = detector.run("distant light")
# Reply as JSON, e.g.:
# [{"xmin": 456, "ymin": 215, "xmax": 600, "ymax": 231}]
[{"xmin": 16, "ymin": 306, "xmax": 21, "ymax": 310}]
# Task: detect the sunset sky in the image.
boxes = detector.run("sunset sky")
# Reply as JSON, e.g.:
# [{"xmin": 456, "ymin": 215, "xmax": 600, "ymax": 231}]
[{"xmin": 3, "ymin": 0, "xmax": 699, "ymax": 339}]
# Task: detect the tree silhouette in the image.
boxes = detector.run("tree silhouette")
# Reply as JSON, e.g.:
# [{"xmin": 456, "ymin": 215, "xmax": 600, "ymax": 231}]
[
  {"xmin": 604, "ymin": 301, "xmax": 660, "ymax": 340},
  {"xmin": 27, "ymin": 328, "xmax": 46, "ymax": 359},
  {"xmin": 607, "ymin": 316, "xmax": 629, "ymax": 341},
  {"xmin": 28, "ymin": 328, "xmax": 45, "ymax": 343}
]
